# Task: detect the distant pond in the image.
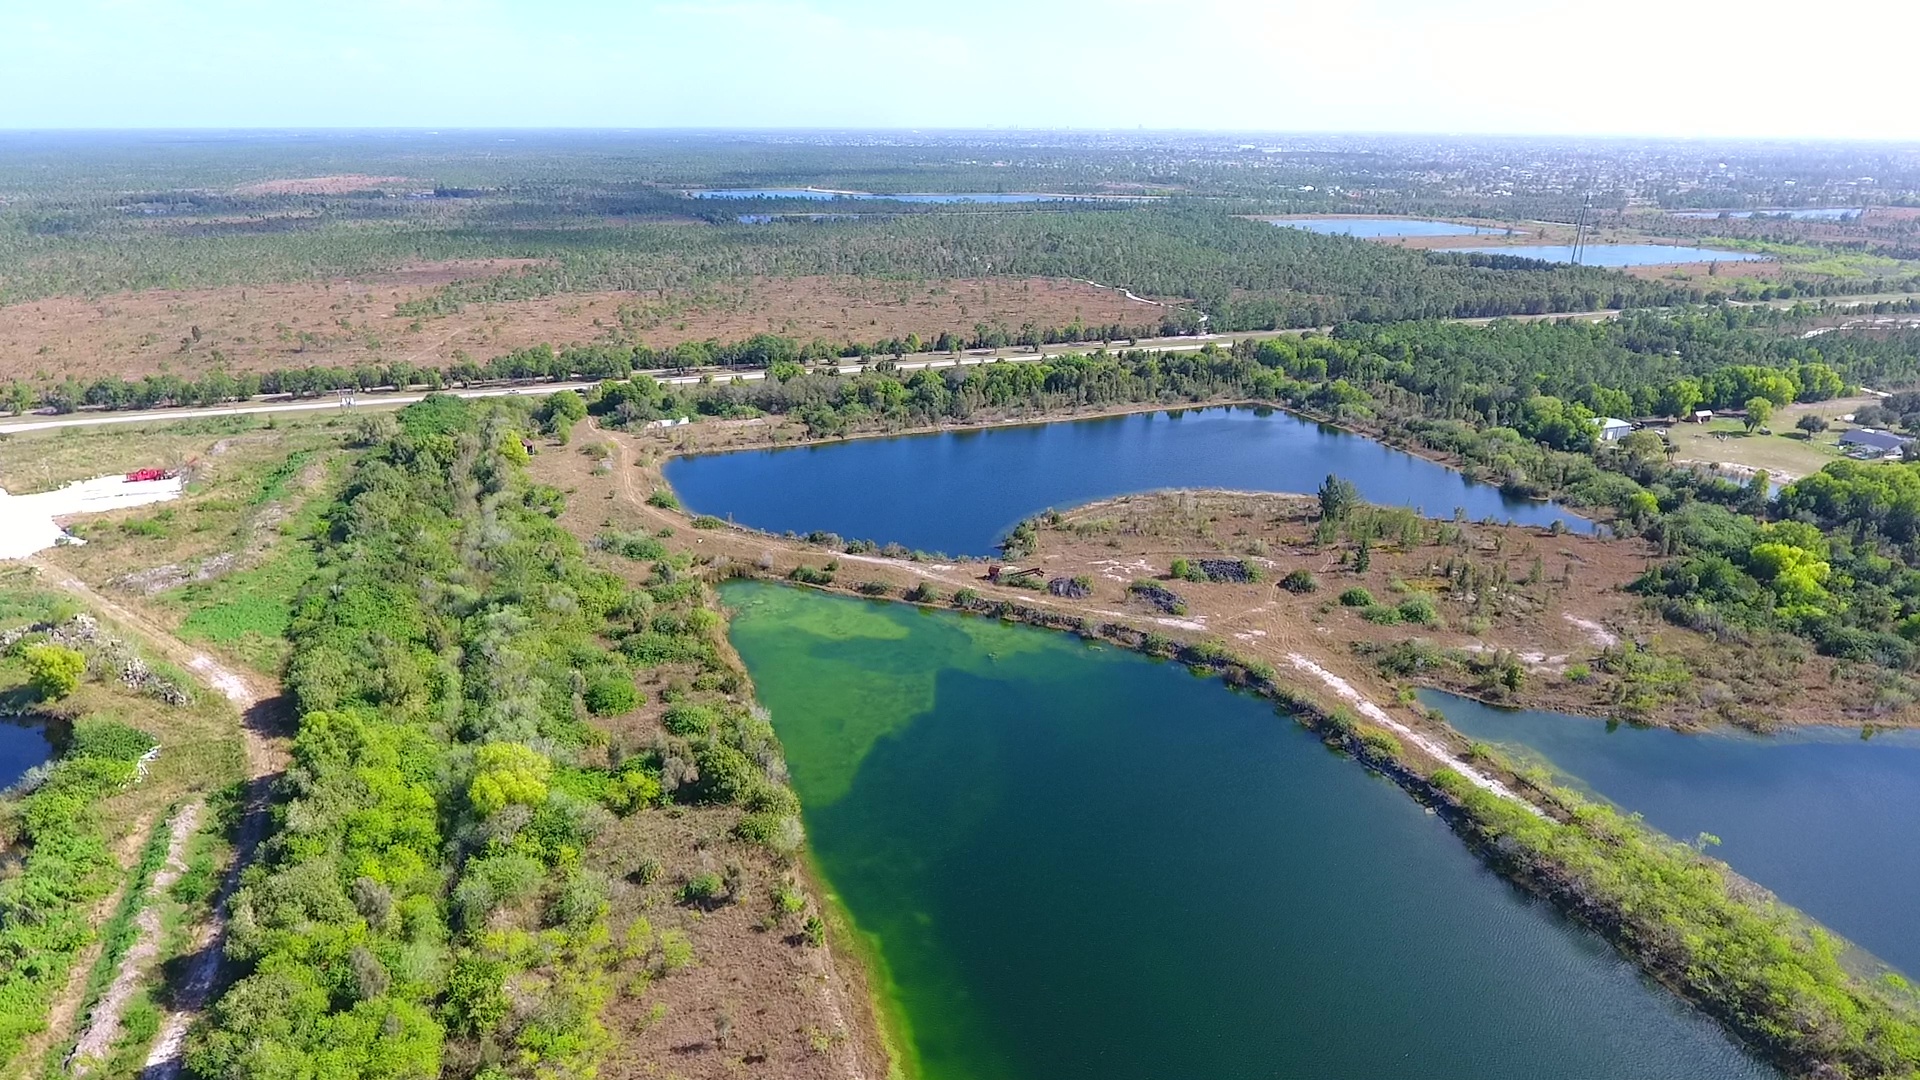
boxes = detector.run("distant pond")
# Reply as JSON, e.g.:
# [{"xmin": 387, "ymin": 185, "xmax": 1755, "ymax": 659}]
[
  {"xmin": 1446, "ymin": 243, "xmax": 1770, "ymax": 267},
  {"xmin": 726, "ymin": 582, "xmax": 1774, "ymax": 1080},
  {"xmin": 1273, "ymin": 217, "xmax": 1513, "ymax": 237},
  {"xmin": 664, "ymin": 406, "xmax": 1588, "ymax": 555},
  {"xmin": 1421, "ymin": 690, "xmax": 1920, "ymax": 977}
]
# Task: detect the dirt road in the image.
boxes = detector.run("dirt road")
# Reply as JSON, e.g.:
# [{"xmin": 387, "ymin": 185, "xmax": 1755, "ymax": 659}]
[{"xmin": 25, "ymin": 559, "xmax": 284, "ymax": 1080}]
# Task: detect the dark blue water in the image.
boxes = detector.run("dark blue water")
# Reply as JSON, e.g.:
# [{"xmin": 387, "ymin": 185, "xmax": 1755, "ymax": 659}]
[
  {"xmin": 1421, "ymin": 690, "xmax": 1920, "ymax": 977},
  {"xmin": 1449, "ymin": 244, "xmax": 1770, "ymax": 266},
  {"xmin": 1671, "ymin": 208, "xmax": 1861, "ymax": 220},
  {"xmin": 666, "ymin": 406, "xmax": 1587, "ymax": 555},
  {"xmin": 0, "ymin": 719, "xmax": 54, "ymax": 790},
  {"xmin": 690, "ymin": 188, "xmax": 1111, "ymax": 204},
  {"xmin": 1275, "ymin": 217, "xmax": 1511, "ymax": 237}
]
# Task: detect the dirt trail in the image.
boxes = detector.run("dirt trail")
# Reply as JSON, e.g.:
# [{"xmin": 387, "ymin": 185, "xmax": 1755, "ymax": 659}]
[
  {"xmin": 16, "ymin": 825, "xmax": 155, "ymax": 1079},
  {"xmin": 24, "ymin": 558, "xmax": 284, "ymax": 1080},
  {"xmin": 66, "ymin": 803, "xmax": 201, "ymax": 1075}
]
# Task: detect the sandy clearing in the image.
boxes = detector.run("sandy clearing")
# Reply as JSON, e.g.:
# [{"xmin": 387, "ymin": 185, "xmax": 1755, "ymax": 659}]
[
  {"xmin": 0, "ymin": 475, "xmax": 183, "ymax": 558},
  {"xmin": 1563, "ymin": 614, "xmax": 1620, "ymax": 648},
  {"xmin": 1285, "ymin": 654, "xmax": 1541, "ymax": 814}
]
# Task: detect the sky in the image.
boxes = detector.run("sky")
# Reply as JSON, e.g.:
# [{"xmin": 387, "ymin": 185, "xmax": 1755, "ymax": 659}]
[{"xmin": 4, "ymin": 0, "xmax": 1917, "ymax": 139}]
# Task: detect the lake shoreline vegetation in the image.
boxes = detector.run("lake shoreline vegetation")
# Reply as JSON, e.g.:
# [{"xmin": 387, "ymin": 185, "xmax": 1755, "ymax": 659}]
[
  {"xmin": 592, "ymin": 305, "xmax": 1920, "ymax": 701},
  {"xmin": 710, "ymin": 564, "xmax": 1920, "ymax": 1080},
  {"xmin": 183, "ymin": 393, "xmax": 891, "ymax": 1080}
]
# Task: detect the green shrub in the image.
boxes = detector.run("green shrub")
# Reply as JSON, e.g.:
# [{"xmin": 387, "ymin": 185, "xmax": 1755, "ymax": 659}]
[
  {"xmin": 734, "ymin": 812, "xmax": 804, "ymax": 854},
  {"xmin": 583, "ymin": 676, "xmax": 640, "ymax": 717},
  {"xmin": 1280, "ymin": 569, "xmax": 1317, "ymax": 593},
  {"xmin": 598, "ymin": 530, "xmax": 666, "ymax": 561},
  {"xmin": 1359, "ymin": 728, "xmax": 1403, "ymax": 760},
  {"xmin": 856, "ymin": 581, "xmax": 893, "ymax": 596},
  {"xmin": 690, "ymin": 515, "xmax": 726, "ymax": 530},
  {"xmin": 22, "ymin": 643, "xmax": 86, "ymax": 700},
  {"xmin": 1338, "ymin": 587, "xmax": 1375, "ymax": 608},
  {"xmin": 645, "ymin": 489, "xmax": 680, "ymax": 510},
  {"xmin": 67, "ymin": 719, "xmax": 156, "ymax": 762},
  {"xmin": 788, "ymin": 565, "xmax": 835, "ymax": 586},
  {"xmin": 1396, "ymin": 594, "xmax": 1441, "ymax": 626},
  {"xmin": 662, "ymin": 703, "xmax": 718, "ymax": 738},
  {"xmin": 678, "ymin": 872, "xmax": 725, "ymax": 906},
  {"xmin": 657, "ymin": 929, "xmax": 695, "ymax": 972},
  {"xmin": 1361, "ymin": 605, "xmax": 1403, "ymax": 625}
]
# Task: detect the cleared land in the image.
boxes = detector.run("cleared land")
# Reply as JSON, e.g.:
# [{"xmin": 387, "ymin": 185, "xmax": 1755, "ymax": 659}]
[
  {"xmin": 0, "ymin": 268, "xmax": 1154, "ymax": 384},
  {"xmin": 1666, "ymin": 396, "xmax": 1881, "ymax": 481}
]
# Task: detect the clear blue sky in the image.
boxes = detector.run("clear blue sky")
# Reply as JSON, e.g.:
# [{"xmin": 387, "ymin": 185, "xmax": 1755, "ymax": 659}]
[{"xmin": 5, "ymin": 0, "xmax": 1916, "ymax": 139}]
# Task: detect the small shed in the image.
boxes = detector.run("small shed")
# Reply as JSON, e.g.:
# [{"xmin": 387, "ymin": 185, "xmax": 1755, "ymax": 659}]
[
  {"xmin": 1593, "ymin": 417, "xmax": 1634, "ymax": 443},
  {"xmin": 1690, "ymin": 409, "xmax": 1715, "ymax": 424}
]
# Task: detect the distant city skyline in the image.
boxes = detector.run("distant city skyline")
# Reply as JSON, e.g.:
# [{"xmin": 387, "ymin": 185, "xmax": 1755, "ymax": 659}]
[{"xmin": 6, "ymin": 0, "xmax": 1917, "ymax": 141}]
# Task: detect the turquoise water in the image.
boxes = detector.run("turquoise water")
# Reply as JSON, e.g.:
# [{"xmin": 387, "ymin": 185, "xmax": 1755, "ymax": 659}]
[
  {"xmin": 725, "ymin": 582, "xmax": 1773, "ymax": 1080},
  {"xmin": 666, "ymin": 406, "xmax": 1587, "ymax": 555},
  {"xmin": 1274, "ymin": 217, "xmax": 1511, "ymax": 237},
  {"xmin": 1421, "ymin": 689, "xmax": 1920, "ymax": 976},
  {"xmin": 1448, "ymin": 244, "xmax": 1770, "ymax": 266}
]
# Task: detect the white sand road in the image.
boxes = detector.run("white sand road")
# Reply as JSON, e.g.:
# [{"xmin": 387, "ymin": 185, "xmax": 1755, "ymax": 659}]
[{"xmin": 0, "ymin": 474, "xmax": 184, "ymax": 559}]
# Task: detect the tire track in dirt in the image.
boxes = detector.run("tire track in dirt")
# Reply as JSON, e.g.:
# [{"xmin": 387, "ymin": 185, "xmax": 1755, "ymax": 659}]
[{"xmin": 24, "ymin": 558, "xmax": 285, "ymax": 1080}]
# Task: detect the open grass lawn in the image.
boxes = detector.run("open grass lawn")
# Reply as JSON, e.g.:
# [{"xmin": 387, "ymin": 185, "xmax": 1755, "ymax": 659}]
[{"xmin": 1665, "ymin": 418, "xmax": 1845, "ymax": 481}]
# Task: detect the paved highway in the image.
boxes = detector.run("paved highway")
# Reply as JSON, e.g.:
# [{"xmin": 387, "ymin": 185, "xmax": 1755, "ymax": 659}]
[{"xmin": 0, "ymin": 294, "xmax": 1893, "ymax": 436}]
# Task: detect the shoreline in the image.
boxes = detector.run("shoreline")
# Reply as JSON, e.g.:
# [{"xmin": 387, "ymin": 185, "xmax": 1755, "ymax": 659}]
[
  {"xmin": 654, "ymin": 396, "xmax": 1601, "ymax": 537},
  {"xmin": 553, "ymin": 418, "xmax": 1920, "ymax": 1079},
  {"xmin": 715, "ymin": 570, "xmax": 1917, "ymax": 1080}
]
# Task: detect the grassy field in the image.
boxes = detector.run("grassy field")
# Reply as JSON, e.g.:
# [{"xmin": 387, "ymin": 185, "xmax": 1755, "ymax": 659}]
[
  {"xmin": 8, "ymin": 414, "xmax": 351, "ymax": 676},
  {"xmin": 0, "ymin": 411, "xmax": 352, "ymax": 493},
  {"xmin": 1666, "ymin": 414, "xmax": 1851, "ymax": 481}
]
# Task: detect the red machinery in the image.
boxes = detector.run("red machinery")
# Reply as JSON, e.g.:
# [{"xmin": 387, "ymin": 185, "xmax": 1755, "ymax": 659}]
[{"xmin": 124, "ymin": 467, "xmax": 173, "ymax": 483}]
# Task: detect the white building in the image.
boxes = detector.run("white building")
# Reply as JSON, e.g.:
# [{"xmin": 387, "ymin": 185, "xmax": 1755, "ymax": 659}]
[{"xmin": 1593, "ymin": 417, "xmax": 1634, "ymax": 443}]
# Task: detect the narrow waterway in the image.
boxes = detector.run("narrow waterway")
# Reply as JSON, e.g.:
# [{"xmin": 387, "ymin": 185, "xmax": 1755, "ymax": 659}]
[
  {"xmin": 668, "ymin": 405, "xmax": 1585, "ymax": 555},
  {"xmin": 1422, "ymin": 689, "xmax": 1920, "ymax": 977},
  {"xmin": 724, "ymin": 582, "xmax": 1772, "ymax": 1080}
]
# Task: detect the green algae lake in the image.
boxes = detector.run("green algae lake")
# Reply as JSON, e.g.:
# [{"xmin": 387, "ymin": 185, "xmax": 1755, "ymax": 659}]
[{"xmin": 724, "ymin": 581, "xmax": 1774, "ymax": 1080}]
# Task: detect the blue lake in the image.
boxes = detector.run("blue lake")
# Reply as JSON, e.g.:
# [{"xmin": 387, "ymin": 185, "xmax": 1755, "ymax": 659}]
[
  {"xmin": 1671, "ymin": 208, "xmax": 1862, "ymax": 220},
  {"xmin": 0, "ymin": 719, "xmax": 55, "ymax": 790},
  {"xmin": 691, "ymin": 188, "xmax": 1109, "ymax": 204},
  {"xmin": 1421, "ymin": 690, "xmax": 1920, "ymax": 977},
  {"xmin": 665, "ymin": 405, "xmax": 1587, "ymax": 555},
  {"xmin": 1275, "ymin": 217, "xmax": 1512, "ymax": 237},
  {"xmin": 1447, "ymin": 244, "xmax": 1771, "ymax": 266},
  {"xmin": 735, "ymin": 213, "xmax": 863, "ymax": 224}
]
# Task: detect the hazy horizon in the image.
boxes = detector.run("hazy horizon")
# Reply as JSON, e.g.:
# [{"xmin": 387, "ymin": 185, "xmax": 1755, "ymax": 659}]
[{"xmin": 8, "ymin": 0, "xmax": 1917, "ymax": 140}]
